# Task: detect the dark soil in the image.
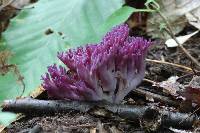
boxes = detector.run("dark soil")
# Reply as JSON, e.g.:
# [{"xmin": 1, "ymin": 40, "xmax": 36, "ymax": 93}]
[
  {"xmin": 7, "ymin": 112, "xmax": 99, "ymax": 133},
  {"xmin": 146, "ymin": 35, "xmax": 200, "ymax": 82},
  {"xmin": 7, "ymin": 111, "xmax": 147, "ymax": 133}
]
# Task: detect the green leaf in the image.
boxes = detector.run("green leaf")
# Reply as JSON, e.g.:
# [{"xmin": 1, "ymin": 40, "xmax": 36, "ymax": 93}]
[
  {"xmin": 0, "ymin": 112, "xmax": 17, "ymax": 126},
  {"xmin": 0, "ymin": 38, "xmax": 7, "ymax": 51},
  {"xmin": 0, "ymin": 0, "xmax": 126, "ymax": 127},
  {"xmin": 0, "ymin": 0, "xmax": 124, "ymax": 102},
  {"xmin": 99, "ymin": 6, "xmax": 135, "ymax": 34},
  {"xmin": 99, "ymin": 6, "xmax": 155, "ymax": 35}
]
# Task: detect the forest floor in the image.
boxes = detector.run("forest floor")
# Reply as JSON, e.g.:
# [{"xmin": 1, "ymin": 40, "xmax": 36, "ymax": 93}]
[
  {"xmin": 6, "ymin": 33, "xmax": 200, "ymax": 132},
  {"xmin": 1, "ymin": 1, "xmax": 200, "ymax": 133}
]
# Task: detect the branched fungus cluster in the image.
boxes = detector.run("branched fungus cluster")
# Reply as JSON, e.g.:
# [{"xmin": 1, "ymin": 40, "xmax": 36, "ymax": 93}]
[{"xmin": 42, "ymin": 24, "xmax": 151, "ymax": 103}]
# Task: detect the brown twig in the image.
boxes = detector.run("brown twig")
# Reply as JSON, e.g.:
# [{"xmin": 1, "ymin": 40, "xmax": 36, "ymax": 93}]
[
  {"xmin": 179, "ymin": 106, "xmax": 200, "ymax": 124},
  {"xmin": 2, "ymin": 98, "xmax": 198, "ymax": 129},
  {"xmin": 149, "ymin": 3, "xmax": 200, "ymax": 69},
  {"xmin": 164, "ymin": 28, "xmax": 200, "ymax": 69},
  {"xmin": 177, "ymin": 71, "xmax": 200, "ymax": 82},
  {"xmin": 143, "ymin": 78, "xmax": 157, "ymax": 84},
  {"xmin": 146, "ymin": 59, "xmax": 193, "ymax": 72},
  {"xmin": 133, "ymin": 88, "xmax": 179, "ymax": 107}
]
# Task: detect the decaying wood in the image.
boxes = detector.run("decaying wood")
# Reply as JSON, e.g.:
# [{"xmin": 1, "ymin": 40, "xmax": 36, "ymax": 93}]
[{"xmin": 2, "ymin": 98, "xmax": 198, "ymax": 129}]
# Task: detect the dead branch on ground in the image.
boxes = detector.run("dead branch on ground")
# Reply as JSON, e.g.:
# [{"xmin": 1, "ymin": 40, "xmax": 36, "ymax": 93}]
[{"xmin": 2, "ymin": 98, "xmax": 198, "ymax": 129}]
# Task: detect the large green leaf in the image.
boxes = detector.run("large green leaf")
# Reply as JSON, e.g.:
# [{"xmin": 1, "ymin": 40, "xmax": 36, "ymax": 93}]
[
  {"xmin": 0, "ymin": 112, "xmax": 17, "ymax": 126},
  {"xmin": 0, "ymin": 0, "xmax": 124, "ymax": 103},
  {"xmin": 100, "ymin": 6, "xmax": 155, "ymax": 34},
  {"xmin": 100, "ymin": 6, "xmax": 135, "ymax": 34}
]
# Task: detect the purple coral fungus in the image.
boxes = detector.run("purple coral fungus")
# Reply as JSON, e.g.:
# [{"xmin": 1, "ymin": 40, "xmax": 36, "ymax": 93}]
[{"xmin": 41, "ymin": 24, "xmax": 152, "ymax": 103}]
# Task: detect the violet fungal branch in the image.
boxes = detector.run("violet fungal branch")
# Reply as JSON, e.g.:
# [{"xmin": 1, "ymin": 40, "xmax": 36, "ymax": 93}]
[{"xmin": 41, "ymin": 24, "xmax": 152, "ymax": 103}]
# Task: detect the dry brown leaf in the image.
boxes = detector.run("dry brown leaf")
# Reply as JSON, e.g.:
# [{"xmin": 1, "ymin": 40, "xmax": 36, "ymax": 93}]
[
  {"xmin": 0, "ymin": 125, "xmax": 6, "ymax": 133},
  {"xmin": 158, "ymin": 76, "xmax": 182, "ymax": 96},
  {"xmin": 29, "ymin": 86, "xmax": 45, "ymax": 98},
  {"xmin": 147, "ymin": 0, "xmax": 200, "ymax": 38},
  {"xmin": 182, "ymin": 76, "xmax": 200, "ymax": 105},
  {"xmin": 11, "ymin": 0, "xmax": 30, "ymax": 9}
]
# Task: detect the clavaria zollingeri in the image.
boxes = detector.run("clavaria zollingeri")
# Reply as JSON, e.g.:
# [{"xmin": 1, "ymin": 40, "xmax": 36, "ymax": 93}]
[{"xmin": 41, "ymin": 24, "xmax": 152, "ymax": 103}]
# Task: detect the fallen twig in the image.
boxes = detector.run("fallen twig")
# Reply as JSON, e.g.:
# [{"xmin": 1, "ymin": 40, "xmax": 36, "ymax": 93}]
[
  {"xmin": 143, "ymin": 78, "xmax": 157, "ymax": 84},
  {"xmin": 149, "ymin": 3, "xmax": 200, "ymax": 69},
  {"xmin": 146, "ymin": 59, "xmax": 193, "ymax": 72},
  {"xmin": 179, "ymin": 107, "xmax": 200, "ymax": 124},
  {"xmin": 177, "ymin": 72, "xmax": 200, "ymax": 83},
  {"xmin": 133, "ymin": 88, "xmax": 179, "ymax": 107},
  {"xmin": 2, "ymin": 98, "xmax": 198, "ymax": 129}
]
